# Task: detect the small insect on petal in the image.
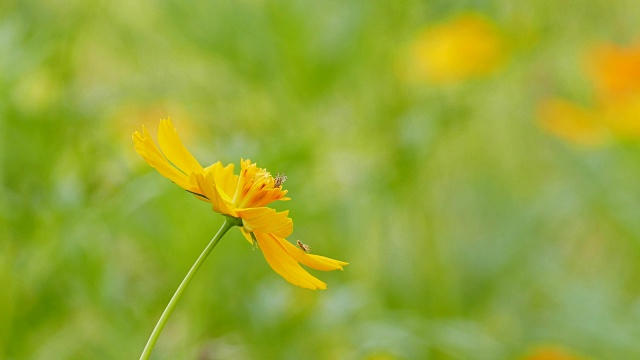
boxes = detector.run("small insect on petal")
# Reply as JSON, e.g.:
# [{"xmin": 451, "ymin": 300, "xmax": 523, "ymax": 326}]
[
  {"xmin": 296, "ymin": 240, "xmax": 311, "ymax": 253},
  {"xmin": 274, "ymin": 173, "xmax": 288, "ymax": 187}
]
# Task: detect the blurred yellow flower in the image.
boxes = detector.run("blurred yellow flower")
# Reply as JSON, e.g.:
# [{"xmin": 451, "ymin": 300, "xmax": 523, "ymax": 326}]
[
  {"xmin": 519, "ymin": 345, "xmax": 586, "ymax": 360},
  {"xmin": 537, "ymin": 99, "xmax": 608, "ymax": 146},
  {"xmin": 12, "ymin": 69, "xmax": 61, "ymax": 113},
  {"xmin": 406, "ymin": 14, "xmax": 505, "ymax": 84},
  {"xmin": 539, "ymin": 41, "xmax": 640, "ymax": 146},
  {"xmin": 132, "ymin": 119, "xmax": 347, "ymax": 289},
  {"xmin": 599, "ymin": 95, "xmax": 640, "ymax": 139}
]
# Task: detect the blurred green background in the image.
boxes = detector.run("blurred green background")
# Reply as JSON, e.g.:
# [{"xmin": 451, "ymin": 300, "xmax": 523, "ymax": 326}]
[{"xmin": 3, "ymin": 0, "xmax": 640, "ymax": 359}]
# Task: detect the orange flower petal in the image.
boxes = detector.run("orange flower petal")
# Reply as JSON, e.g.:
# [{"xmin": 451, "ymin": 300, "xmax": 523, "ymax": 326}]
[
  {"xmin": 236, "ymin": 207, "xmax": 293, "ymax": 238},
  {"xmin": 204, "ymin": 161, "xmax": 238, "ymax": 199},
  {"xmin": 157, "ymin": 119, "xmax": 204, "ymax": 176},
  {"xmin": 194, "ymin": 172, "xmax": 237, "ymax": 216},
  {"xmin": 254, "ymin": 231, "xmax": 327, "ymax": 290},
  {"xmin": 239, "ymin": 227, "xmax": 254, "ymax": 245},
  {"xmin": 133, "ymin": 126, "xmax": 194, "ymax": 191},
  {"xmin": 278, "ymin": 238, "xmax": 348, "ymax": 271}
]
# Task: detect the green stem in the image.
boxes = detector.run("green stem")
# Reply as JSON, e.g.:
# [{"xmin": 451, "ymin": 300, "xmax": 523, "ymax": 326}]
[{"xmin": 140, "ymin": 217, "xmax": 239, "ymax": 360}]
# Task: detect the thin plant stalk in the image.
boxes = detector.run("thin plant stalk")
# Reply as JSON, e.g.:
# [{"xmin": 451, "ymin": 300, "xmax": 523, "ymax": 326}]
[{"xmin": 139, "ymin": 217, "xmax": 238, "ymax": 360}]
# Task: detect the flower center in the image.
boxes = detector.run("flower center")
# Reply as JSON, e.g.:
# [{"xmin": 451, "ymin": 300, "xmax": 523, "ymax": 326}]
[{"xmin": 231, "ymin": 161, "xmax": 288, "ymax": 209}]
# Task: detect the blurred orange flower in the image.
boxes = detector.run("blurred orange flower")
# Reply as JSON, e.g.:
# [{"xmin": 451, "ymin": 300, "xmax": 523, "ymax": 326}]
[
  {"xmin": 586, "ymin": 42, "xmax": 640, "ymax": 101},
  {"xmin": 519, "ymin": 345, "xmax": 586, "ymax": 360},
  {"xmin": 405, "ymin": 14, "xmax": 506, "ymax": 84},
  {"xmin": 537, "ymin": 99, "xmax": 608, "ymax": 146},
  {"xmin": 539, "ymin": 41, "xmax": 640, "ymax": 146}
]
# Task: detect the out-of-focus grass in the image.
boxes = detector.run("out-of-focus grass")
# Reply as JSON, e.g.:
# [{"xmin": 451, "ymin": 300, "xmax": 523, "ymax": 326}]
[{"xmin": 2, "ymin": 1, "xmax": 640, "ymax": 359}]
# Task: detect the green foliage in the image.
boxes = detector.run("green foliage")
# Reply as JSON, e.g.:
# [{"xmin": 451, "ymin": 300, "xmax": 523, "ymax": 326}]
[{"xmin": 2, "ymin": 0, "xmax": 640, "ymax": 359}]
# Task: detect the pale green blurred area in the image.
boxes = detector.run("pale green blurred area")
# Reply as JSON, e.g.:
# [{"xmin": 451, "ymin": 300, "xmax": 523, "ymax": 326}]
[{"xmin": 2, "ymin": 0, "xmax": 640, "ymax": 359}]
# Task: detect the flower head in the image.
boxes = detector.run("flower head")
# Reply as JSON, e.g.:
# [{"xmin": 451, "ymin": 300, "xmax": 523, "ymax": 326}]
[
  {"xmin": 132, "ymin": 119, "xmax": 347, "ymax": 289},
  {"xmin": 132, "ymin": 119, "xmax": 289, "ymax": 214}
]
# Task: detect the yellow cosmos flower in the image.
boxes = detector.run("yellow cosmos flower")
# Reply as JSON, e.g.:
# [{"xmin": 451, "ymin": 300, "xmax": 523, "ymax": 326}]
[
  {"xmin": 405, "ymin": 13, "xmax": 505, "ymax": 84},
  {"xmin": 132, "ymin": 119, "xmax": 347, "ymax": 290},
  {"xmin": 132, "ymin": 119, "xmax": 285, "ymax": 209}
]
